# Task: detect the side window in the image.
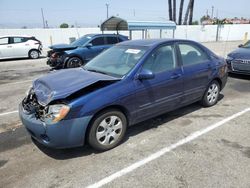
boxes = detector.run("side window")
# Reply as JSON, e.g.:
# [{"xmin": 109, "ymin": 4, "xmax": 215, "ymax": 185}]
[
  {"xmin": 91, "ymin": 37, "xmax": 105, "ymax": 46},
  {"xmin": 106, "ymin": 37, "xmax": 118, "ymax": 44},
  {"xmin": 178, "ymin": 44, "xmax": 209, "ymax": 66},
  {"xmin": 0, "ymin": 37, "xmax": 9, "ymax": 45},
  {"xmin": 142, "ymin": 45, "xmax": 176, "ymax": 73},
  {"xmin": 10, "ymin": 37, "xmax": 27, "ymax": 44}
]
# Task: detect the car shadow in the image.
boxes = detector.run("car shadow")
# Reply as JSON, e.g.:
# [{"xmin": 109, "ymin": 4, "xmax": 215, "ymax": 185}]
[
  {"xmin": 0, "ymin": 56, "xmax": 46, "ymax": 62},
  {"xmin": 35, "ymin": 101, "xmax": 213, "ymax": 160},
  {"xmin": 229, "ymin": 73, "xmax": 250, "ymax": 80}
]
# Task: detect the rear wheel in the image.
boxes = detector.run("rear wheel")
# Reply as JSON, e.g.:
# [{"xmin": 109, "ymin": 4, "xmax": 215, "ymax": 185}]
[
  {"xmin": 66, "ymin": 57, "xmax": 83, "ymax": 68},
  {"xmin": 29, "ymin": 50, "xmax": 40, "ymax": 59},
  {"xmin": 88, "ymin": 110, "xmax": 127, "ymax": 151},
  {"xmin": 201, "ymin": 80, "xmax": 220, "ymax": 107}
]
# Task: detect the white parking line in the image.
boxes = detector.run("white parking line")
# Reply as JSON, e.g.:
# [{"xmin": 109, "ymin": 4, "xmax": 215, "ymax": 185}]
[
  {"xmin": 0, "ymin": 110, "xmax": 18, "ymax": 117},
  {"xmin": 0, "ymin": 80, "xmax": 32, "ymax": 86},
  {"xmin": 87, "ymin": 108, "xmax": 250, "ymax": 188}
]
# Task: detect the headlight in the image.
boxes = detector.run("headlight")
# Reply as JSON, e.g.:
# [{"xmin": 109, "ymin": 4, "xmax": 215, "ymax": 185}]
[{"xmin": 45, "ymin": 104, "xmax": 70, "ymax": 123}]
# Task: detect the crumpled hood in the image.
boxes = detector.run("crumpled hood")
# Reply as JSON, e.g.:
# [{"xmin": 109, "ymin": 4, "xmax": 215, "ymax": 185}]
[
  {"xmin": 228, "ymin": 48, "xmax": 250, "ymax": 59},
  {"xmin": 33, "ymin": 68, "xmax": 119, "ymax": 106},
  {"xmin": 49, "ymin": 44, "xmax": 78, "ymax": 51}
]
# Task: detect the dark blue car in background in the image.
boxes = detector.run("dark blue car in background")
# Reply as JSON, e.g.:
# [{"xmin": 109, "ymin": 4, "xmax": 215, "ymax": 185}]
[
  {"xmin": 20, "ymin": 39, "xmax": 228, "ymax": 151},
  {"xmin": 226, "ymin": 40, "xmax": 250, "ymax": 75},
  {"xmin": 47, "ymin": 33, "xmax": 128, "ymax": 69}
]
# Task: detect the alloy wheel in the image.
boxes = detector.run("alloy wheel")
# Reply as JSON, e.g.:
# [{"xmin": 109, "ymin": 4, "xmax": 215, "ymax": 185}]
[{"xmin": 96, "ymin": 115, "xmax": 123, "ymax": 146}]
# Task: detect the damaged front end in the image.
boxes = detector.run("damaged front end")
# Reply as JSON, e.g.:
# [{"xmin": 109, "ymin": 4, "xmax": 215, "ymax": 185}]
[
  {"xmin": 22, "ymin": 88, "xmax": 70, "ymax": 124},
  {"xmin": 47, "ymin": 45, "xmax": 77, "ymax": 69}
]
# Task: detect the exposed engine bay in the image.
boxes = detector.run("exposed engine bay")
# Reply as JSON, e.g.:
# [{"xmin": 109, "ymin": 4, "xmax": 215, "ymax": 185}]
[{"xmin": 22, "ymin": 88, "xmax": 48, "ymax": 121}]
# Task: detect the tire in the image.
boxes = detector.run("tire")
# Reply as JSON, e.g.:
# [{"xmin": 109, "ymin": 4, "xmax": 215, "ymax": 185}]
[
  {"xmin": 29, "ymin": 50, "xmax": 40, "ymax": 59},
  {"xmin": 66, "ymin": 57, "xmax": 83, "ymax": 68},
  {"xmin": 201, "ymin": 80, "xmax": 220, "ymax": 107},
  {"xmin": 88, "ymin": 109, "xmax": 127, "ymax": 151}
]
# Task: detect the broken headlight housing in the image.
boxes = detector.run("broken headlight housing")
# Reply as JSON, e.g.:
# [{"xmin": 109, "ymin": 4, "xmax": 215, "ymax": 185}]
[{"xmin": 45, "ymin": 104, "xmax": 70, "ymax": 124}]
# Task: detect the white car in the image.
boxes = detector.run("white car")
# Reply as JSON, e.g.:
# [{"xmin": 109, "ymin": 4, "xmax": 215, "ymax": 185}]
[{"xmin": 0, "ymin": 35, "xmax": 42, "ymax": 59}]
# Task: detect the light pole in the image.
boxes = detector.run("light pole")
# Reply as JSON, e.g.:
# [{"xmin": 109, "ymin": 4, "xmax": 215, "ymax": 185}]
[
  {"xmin": 41, "ymin": 8, "xmax": 45, "ymax": 28},
  {"xmin": 105, "ymin": 3, "xmax": 109, "ymax": 19}
]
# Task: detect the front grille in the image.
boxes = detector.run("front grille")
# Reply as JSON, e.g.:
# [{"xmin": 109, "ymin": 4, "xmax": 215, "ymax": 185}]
[{"xmin": 232, "ymin": 59, "xmax": 250, "ymax": 72}]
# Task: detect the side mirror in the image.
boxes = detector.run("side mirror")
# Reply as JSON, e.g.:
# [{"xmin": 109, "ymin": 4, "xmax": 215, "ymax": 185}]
[
  {"xmin": 86, "ymin": 43, "xmax": 93, "ymax": 48},
  {"xmin": 238, "ymin": 44, "xmax": 243, "ymax": 48},
  {"xmin": 137, "ymin": 69, "xmax": 155, "ymax": 80}
]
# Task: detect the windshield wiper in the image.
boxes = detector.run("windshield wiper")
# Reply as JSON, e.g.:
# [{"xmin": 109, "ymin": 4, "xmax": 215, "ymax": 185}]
[{"xmin": 86, "ymin": 68, "xmax": 108, "ymax": 75}]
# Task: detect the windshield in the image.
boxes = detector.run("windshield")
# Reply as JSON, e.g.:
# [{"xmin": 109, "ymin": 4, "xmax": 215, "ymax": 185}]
[
  {"xmin": 84, "ymin": 45, "xmax": 147, "ymax": 78},
  {"xmin": 241, "ymin": 41, "xmax": 250, "ymax": 48},
  {"xmin": 71, "ymin": 35, "xmax": 92, "ymax": 46}
]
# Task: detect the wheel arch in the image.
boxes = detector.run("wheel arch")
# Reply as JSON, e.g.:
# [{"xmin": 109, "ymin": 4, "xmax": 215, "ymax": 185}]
[
  {"xmin": 84, "ymin": 105, "xmax": 131, "ymax": 144},
  {"xmin": 28, "ymin": 48, "xmax": 41, "ymax": 56},
  {"xmin": 211, "ymin": 77, "xmax": 222, "ymax": 91}
]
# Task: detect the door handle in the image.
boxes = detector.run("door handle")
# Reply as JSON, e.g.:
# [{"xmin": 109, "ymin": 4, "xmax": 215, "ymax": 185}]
[
  {"xmin": 7, "ymin": 45, "xmax": 12, "ymax": 48},
  {"xmin": 171, "ymin": 73, "xmax": 181, "ymax": 79}
]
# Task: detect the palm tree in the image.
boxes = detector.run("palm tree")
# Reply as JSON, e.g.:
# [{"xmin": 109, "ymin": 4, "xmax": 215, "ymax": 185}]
[
  {"xmin": 178, "ymin": 0, "xmax": 184, "ymax": 25},
  {"xmin": 168, "ymin": 0, "xmax": 173, "ymax": 20},
  {"xmin": 173, "ymin": 0, "xmax": 176, "ymax": 22},
  {"xmin": 183, "ymin": 0, "xmax": 191, "ymax": 25},
  {"xmin": 188, "ymin": 0, "xmax": 195, "ymax": 25}
]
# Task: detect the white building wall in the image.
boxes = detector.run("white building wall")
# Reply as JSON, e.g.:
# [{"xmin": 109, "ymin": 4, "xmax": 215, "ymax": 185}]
[{"xmin": 0, "ymin": 24, "xmax": 249, "ymax": 47}]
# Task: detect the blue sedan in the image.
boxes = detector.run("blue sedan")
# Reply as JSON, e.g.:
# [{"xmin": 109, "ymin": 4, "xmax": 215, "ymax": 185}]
[{"xmin": 19, "ymin": 39, "xmax": 228, "ymax": 151}]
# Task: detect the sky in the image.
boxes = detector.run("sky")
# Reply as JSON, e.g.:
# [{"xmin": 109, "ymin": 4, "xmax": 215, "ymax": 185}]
[{"xmin": 0, "ymin": 0, "xmax": 250, "ymax": 28}]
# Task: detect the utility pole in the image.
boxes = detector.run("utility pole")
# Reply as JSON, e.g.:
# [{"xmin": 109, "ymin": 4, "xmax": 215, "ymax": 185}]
[
  {"xmin": 105, "ymin": 3, "xmax": 109, "ymax": 19},
  {"xmin": 41, "ymin": 8, "xmax": 45, "ymax": 28},
  {"xmin": 211, "ymin": 6, "xmax": 214, "ymax": 18}
]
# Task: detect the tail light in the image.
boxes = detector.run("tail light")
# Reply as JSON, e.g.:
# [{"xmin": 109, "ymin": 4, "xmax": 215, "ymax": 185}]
[{"xmin": 51, "ymin": 53, "xmax": 58, "ymax": 58}]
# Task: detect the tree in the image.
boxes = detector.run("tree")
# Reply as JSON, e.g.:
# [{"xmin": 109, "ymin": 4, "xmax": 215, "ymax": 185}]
[
  {"xmin": 178, "ymin": 0, "xmax": 184, "ymax": 25},
  {"xmin": 173, "ymin": 0, "xmax": 176, "ymax": 22},
  {"xmin": 192, "ymin": 21, "xmax": 199, "ymax": 25},
  {"xmin": 60, "ymin": 23, "xmax": 69, "ymax": 28},
  {"xmin": 168, "ymin": 0, "xmax": 173, "ymax": 21}
]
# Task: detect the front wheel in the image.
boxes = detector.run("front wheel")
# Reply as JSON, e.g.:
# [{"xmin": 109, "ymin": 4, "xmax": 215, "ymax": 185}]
[
  {"xmin": 88, "ymin": 110, "xmax": 127, "ymax": 151},
  {"xmin": 66, "ymin": 57, "xmax": 83, "ymax": 68},
  {"xmin": 201, "ymin": 80, "xmax": 220, "ymax": 107}
]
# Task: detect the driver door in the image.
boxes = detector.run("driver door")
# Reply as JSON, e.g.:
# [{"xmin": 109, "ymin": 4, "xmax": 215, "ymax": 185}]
[
  {"xmin": 133, "ymin": 43, "xmax": 184, "ymax": 122},
  {"xmin": 85, "ymin": 36, "xmax": 106, "ymax": 61}
]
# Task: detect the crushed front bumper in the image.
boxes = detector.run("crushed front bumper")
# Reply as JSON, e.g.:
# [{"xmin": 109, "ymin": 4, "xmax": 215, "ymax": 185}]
[{"xmin": 19, "ymin": 104, "xmax": 92, "ymax": 149}]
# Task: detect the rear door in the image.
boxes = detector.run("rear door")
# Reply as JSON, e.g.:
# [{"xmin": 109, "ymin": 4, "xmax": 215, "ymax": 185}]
[
  {"xmin": 0, "ymin": 37, "xmax": 11, "ymax": 58},
  {"xmin": 177, "ymin": 42, "xmax": 212, "ymax": 104},
  {"xmin": 134, "ymin": 43, "xmax": 184, "ymax": 121},
  {"xmin": 9, "ymin": 37, "xmax": 29, "ymax": 57}
]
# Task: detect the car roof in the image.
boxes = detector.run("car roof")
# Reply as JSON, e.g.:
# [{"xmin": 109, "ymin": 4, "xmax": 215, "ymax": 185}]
[
  {"xmin": 0, "ymin": 35, "xmax": 33, "ymax": 38},
  {"xmin": 83, "ymin": 33, "xmax": 126, "ymax": 37},
  {"xmin": 118, "ymin": 38, "xmax": 196, "ymax": 47}
]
